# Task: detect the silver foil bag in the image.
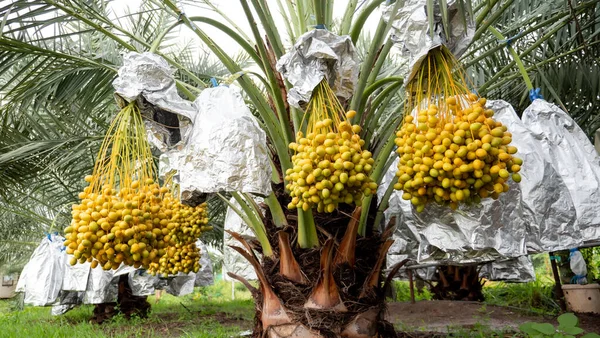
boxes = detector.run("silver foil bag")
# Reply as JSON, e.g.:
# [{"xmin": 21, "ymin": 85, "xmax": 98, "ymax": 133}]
[
  {"xmin": 158, "ymin": 148, "xmax": 183, "ymax": 183},
  {"xmin": 413, "ymin": 179, "xmax": 527, "ymax": 264},
  {"xmin": 195, "ymin": 240, "xmax": 214, "ymax": 287},
  {"xmin": 522, "ymin": 99, "xmax": 600, "ymax": 244},
  {"xmin": 179, "ymin": 86, "xmax": 272, "ymax": 200},
  {"xmin": 276, "ymin": 29, "xmax": 359, "ymax": 108},
  {"xmin": 15, "ymin": 234, "xmax": 66, "ymax": 306},
  {"xmin": 490, "ymin": 100, "xmax": 580, "ymax": 252},
  {"xmin": 82, "ymin": 264, "xmax": 135, "ymax": 304},
  {"xmin": 129, "ymin": 270, "xmax": 158, "ymax": 297},
  {"xmin": 51, "ymin": 291, "xmax": 84, "ymax": 316},
  {"xmin": 479, "ymin": 256, "xmax": 536, "ymax": 283},
  {"xmin": 386, "ymin": 253, "xmax": 437, "ymax": 280},
  {"xmin": 83, "ymin": 266, "xmax": 117, "ymax": 304},
  {"xmin": 61, "ymin": 261, "xmax": 90, "ymax": 292},
  {"xmin": 382, "ymin": 0, "xmax": 475, "ymax": 83},
  {"xmin": 112, "ymin": 52, "xmax": 196, "ymax": 150},
  {"xmin": 223, "ymin": 197, "xmax": 261, "ymax": 281},
  {"xmin": 381, "ymin": 100, "xmax": 561, "ymax": 266},
  {"xmin": 165, "ymin": 272, "xmax": 196, "ymax": 297}
]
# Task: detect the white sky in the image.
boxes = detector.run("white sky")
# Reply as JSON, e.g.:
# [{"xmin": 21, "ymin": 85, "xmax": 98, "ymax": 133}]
[{"xmin": 110, "ymin": 0, "xmax": 380, "ymax": 56}]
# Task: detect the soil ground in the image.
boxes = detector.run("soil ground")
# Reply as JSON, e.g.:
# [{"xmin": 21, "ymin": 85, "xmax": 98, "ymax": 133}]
[{"xmin": 387, "ymin": 301, "xmax": 600, "ymax": 335}]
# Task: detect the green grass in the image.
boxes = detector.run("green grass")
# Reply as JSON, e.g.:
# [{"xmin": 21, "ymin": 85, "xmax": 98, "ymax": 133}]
[
  {"xmin": 392, "ymin": 281, "xmax": 433, "ymax": 302},
  {"xmin": 391, "ymin": 276, "xmax": 559, "ymax": 316},
  {"xmin": 483, "ymin": 275, "xmax": 561, "ymax": 315},
  {"xmin": 442, "ymin": 324, "xmax": 516, "ymax": 338},
  {"xmin": 0, "ymin": 274, "xmax": 562, "ymax": 337},
  {"xmin": 0, "ymin": 280, "xmax": 254, "ymax": 338}
]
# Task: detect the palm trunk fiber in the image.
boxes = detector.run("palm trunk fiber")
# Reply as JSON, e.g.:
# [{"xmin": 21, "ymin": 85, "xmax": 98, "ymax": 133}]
[{"xmin": 234, "ymin": 185, "xmax": 398, "ymax": 338}]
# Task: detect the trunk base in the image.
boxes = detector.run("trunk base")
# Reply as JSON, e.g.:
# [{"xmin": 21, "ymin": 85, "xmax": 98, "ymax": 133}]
[
  {"xmin": 91, "ymin": 275, "xmax": 151, "ymax": 324},
  {"xmin": 245, "ymin": 185, "xmax": 397, "ymax": 337},
  {"xmin": 430, "ymin": 265, "xmax": 484, "ymax": 302}
]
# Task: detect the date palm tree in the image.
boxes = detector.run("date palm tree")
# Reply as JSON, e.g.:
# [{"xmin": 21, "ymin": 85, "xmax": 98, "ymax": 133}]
[{"xmin": 1, "ymin": 0, "xmax": 599, "ymax": 336}]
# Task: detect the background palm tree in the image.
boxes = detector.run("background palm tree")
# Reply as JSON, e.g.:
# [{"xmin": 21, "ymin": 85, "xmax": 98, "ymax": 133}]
[
  {"xmin": 0, "ymin": 0, "xmax": 599, "ymax": 336},
  {"xmin": 0, "ymin": 0, "xmax": 237, "ymax": 270}
]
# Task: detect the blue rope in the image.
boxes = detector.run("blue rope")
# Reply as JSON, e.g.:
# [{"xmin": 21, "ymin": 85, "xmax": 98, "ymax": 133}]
[
  {"xmin": 315, "ymin": 24, "xmax": 326, "ymax": 30},
  {"xmin": 529, "ymin": 88, "xmax": 543, "ymax": 102},
  {"xmin": 210, "ymin": 78, "xmax": 218, "ymax": 87}
]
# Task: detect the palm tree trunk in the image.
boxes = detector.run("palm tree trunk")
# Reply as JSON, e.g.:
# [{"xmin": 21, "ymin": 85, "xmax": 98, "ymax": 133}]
[
  {"xmin": 230, "ymin": 185, "xmax": 398, "ymax": 337},
  {"xmin": 430, "ymin": 265, "xmax": 484, "ymax": 302},
  {"xmin": 91, "ymin": 275, "xmax": 151, "ymax": 324}
]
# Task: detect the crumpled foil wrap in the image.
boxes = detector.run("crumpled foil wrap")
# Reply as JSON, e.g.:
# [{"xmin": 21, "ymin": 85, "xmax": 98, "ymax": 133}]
[
  {"xmin": 15, "ymin": 234, "xmax": 66, "ymax": 306},
  {"xmin": 223, "ymin": 197, "xmax": 262, "ymax": 281},
  {"xmin": 381, "ymin": 158, "xmax": 527, "ymax": 265},
  {"xmin": 27, "ymin": 239, "xmax": 212, "ymax": 311},
  {"xmin": 129, "ymin": 270, "xmax": 158, "ymax": 297},
  {"xmin": 82, "ymin": 266, "xmax": 118, "ymax": 304},
  {"xmin": 179, "ymin": 86, "xmax": 272, "ymax": 201},
  {"xmin": 112, "ymin": 52, "xmax": 196, "ymax": 150},
  {"xmin": 382, "ymin": 0, "xmax": 475, "ymax": 83},
  {"xmin": 132, "ymin": 240, "xmax": 213, "ymax": 296},
  {"xmin": 51, "ymin": 291, "xmax": 84, "ymax": 316},
  {"xmin": 383, "ymin": 99, "xmax": 600, "ymax": 281},
  {"xmin": 195, "ymin": 240, "xmax": 214, "ymax": 287},
  {"xmin": 61, "ymin": 261, "xmax": 90, "ymax": 292},
  {"xmin": 491, "ymin": 100, "xmax": 580, "ymax": 252},
  {"xmin": 164, "ymin": 272, "xmax": 196, "ymax": 296},
  {"xmin": 82, "ymin": 264, "xmax": 135, "ymax": 304},
  {"xmin": 158, "ymin": 148, "xmax": 183, "ymax": 183},
  {"xmin": 522, "ymin": 99, "xmax": 600, "ymax": 244},
  {"xmin": 276, "ymin": 29, "xmax": 359, "ymax": 108},
  {"xmin": 479, "ymin": 256, "xmax": 536, "ymax": 283},
  {"xmin": 386, "ymin": 254, "xmax": 437, "ymax": 280}
]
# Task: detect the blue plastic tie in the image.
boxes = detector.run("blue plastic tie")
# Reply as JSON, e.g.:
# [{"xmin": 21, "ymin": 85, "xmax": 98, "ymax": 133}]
[
  {"xmin": 529, "ymin": 88, "xmax": 543, "ymax": 102},
  {"xmin": 46, "ymin": 232, "xmax": 52, "ymax": 242},
  {"xmin": 210, "ymin": 78, "xmax": 218, "ymax": 87},
  {"xmin": 498, "ymin": 30, "xmax": 523, "ymax": 48},
  {"xmin": 549, "ymin": 255, "xmax": 561, "ymax": 262},
  {"xmin": 315, "ymin": 24, "xmax": 326, "ymax": 30}
]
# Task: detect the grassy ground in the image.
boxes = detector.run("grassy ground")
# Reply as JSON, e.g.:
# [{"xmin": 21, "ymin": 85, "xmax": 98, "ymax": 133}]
[
  {"xmin": 0, "ymin": 281, "xmax": 255, "ymax": 338},
  {"xmin": 392, "ymin": 254, "xmax": 561, "ymax": 316},
  {"xmin": 0, "ymin": 263, "xmax": 581, "ymax": 338},
  {"xmin": 392, "ymin": 275, "xmax": 560, "ymax": 315}
]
